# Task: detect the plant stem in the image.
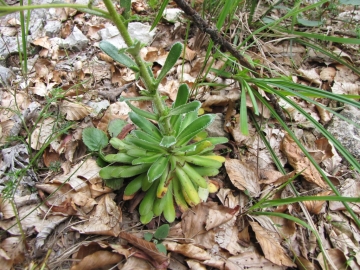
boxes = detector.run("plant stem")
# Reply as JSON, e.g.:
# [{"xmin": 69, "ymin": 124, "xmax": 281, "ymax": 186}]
[{"xmin": 102, "ymin": 0, "xmax": 172, "ymax": 135}]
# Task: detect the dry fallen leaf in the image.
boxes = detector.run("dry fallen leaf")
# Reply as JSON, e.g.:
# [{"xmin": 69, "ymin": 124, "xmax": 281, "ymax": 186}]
[
  {"xmin": 249, "ymin": 222, "xmax": 296, "ymax": 267},
  {"xmin": 71, "ymin": 250, "xmax": 123, "ymax": 270},
  {"xmin": 164, "ymin": 241, "xmax": 211, "ymax": 261},
  {"xmin": 226, "ymin": 251, "xmax": 287, "ymax": 270},
  {"xmin": 303, "ymin": 190, "xmax": 332, "ymax": 214},
  {"xmin": 225, "ymin": 158, "xmax": 261, "ymax": 197},
  {"xmin": 0, "ymin": 237, "xmax": 25, "ymax": 270},
  {"xmin": 71, "ymin": 193, "xmax": 121, "ymax": 236},
  {"xmin": 281, "ymin": 133, "xmax": 327, "ymax": 188},
  {"xmin": 60, "ymin": 100, "xmax": 91, "ymax": 120}
]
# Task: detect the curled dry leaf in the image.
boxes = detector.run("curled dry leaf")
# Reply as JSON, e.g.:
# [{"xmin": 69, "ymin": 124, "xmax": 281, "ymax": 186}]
[
  {"xmin": 186, "ymin": 259, "xmax": 207, "ymax": 269},
  {"xmin": 119, "ymin": 231, "xmax": 169, "ymax": 268},
  {"xmin": 60, "ymin": 100, "xmax": 91, "ymax": 120},
  {"xmin": 28, "ymin": 117, "xmax": 59, "ymax": 150},
  {"xmin": 249, "ymin": 222, "xmax": 296, "ymax": 267},
  {"xmin": 224, "ymin": 158, "xmax": 261, "ymax": 197},
  {"xmin": 281, "ymin": 133, "xmax": 327, "ymax": 188},
  {"xmin": 320, "ymin": 67, "xmax": 336, "ymax": 83},
  {"xmin": 226, "ymin": 251, "xmax": 287, "ymax": 270},
  {"xmin": 71, "ymin": 250, "xmax": 123, "ymax": 270},
  {"xmin": 297, "ymin": 68, "xmax": 321, "ymax": 85},
  {"xmin": 303, "ymin": 190, "xmax": 332, "ymax": 214},
  {"xmin": 317, "ymin": 248, "xmax": 348, "ymax": 270},
  {"xmin": 163, "ymin": 241, "xmax": 211, "ymax": 261}
]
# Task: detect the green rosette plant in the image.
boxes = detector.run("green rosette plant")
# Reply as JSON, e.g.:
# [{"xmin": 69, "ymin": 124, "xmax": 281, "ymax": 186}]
[{"xmin": 83, "ymin": 41, "xmax": 228, "ymax": 224}]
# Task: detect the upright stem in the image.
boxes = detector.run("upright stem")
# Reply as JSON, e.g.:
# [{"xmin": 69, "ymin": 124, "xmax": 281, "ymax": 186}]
[{"xmin": 102, "ymin": 0, "xmax": 172, "ymax": 135}]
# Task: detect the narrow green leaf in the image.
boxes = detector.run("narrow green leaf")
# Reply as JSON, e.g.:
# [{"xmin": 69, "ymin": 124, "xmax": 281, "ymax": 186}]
[
  {"xmin": 150, "ymin": 0, "xmax": 170, "ymax": 31},
  {"xmin": 173, "ymin": 84, "xmax": 190, "ymax": 108},
  {"xmin": 176, "ymin": 114, "xmax": 216, "ymax": 146},
  {"xmin": 216, "ymin": 0, "xmax": 232, "ymax": 30},
  {"xmin": 157, "ymin": 42, "xmax": 183, "ymax": 83},
  {"xmin": 82, "ymin": 127, "xmax": 108, "ymax": 151},
  {"xmin": 126, "ymin": 101, "xmax": 158, "ymax": 120},
  {"xmin": 240, "ymin": 82, "xmax": 249, "ymax": 135},
  {"xmin": 129, "ymin": 112, "xmax": 162, "ymax": 140},
  {"xmin": 99, "ymin": 41, "xmax": 139, "ymax": 72}
]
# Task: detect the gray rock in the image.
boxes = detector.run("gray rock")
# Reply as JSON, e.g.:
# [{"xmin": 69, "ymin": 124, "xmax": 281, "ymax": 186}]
[
  {"xmin": 99, "ymin": 22, "xmax": 156, "ymax": 49},
  {"xmin": 62, "ymin": 26, "xmax": 89, "ymax": 51},
  {"xmin": 0, "ymin": 66, "xmax": 15, "ymax": 87},
  {"xmin": 206, "ymin": 113, "xmax": 229, "ymax": 138},
  {"xmin": 44, "ymin": 20, "xmax": 62, "ymax": 38},
  {"xmin": 327, "ymin": 105, "xmax": 360, "ymax": 160}
]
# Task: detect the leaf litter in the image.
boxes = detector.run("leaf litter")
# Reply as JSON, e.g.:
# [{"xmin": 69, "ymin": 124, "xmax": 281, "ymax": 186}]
[{"xmin": 0, "ymin": 0, "xmax": 360, "ymax": 269}]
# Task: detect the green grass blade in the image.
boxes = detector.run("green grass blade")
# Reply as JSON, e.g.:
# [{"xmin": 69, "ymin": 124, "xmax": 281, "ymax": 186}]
[{"xmin": 240, "ymin": 80, "xmax": 249, "ymax": 135}]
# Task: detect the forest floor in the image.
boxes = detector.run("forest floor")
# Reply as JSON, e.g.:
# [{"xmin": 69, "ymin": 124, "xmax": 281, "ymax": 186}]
[{"xmin": 0, "ymin": 0, "xmax": 360, "ymax": 269}]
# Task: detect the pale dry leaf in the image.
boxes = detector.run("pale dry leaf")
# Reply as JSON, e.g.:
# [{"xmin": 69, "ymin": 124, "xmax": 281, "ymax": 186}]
[
  {"xmin": 214, "ymin": 216, "xmax": 244, "ymax": 255},
  {"xmin": 303, "ymin": 190, "xmax": 332, "ymax": 214},
  {"xmin": 60, "ymin": 100, "xmax": 91, "ymax": 120},
  {"xmin": 71, "ymin": 193, "xmax": 121, "ymax": 236},
  {"xmin": 70, "ymin": 250, "xmax": 123, "ymax": 270},
  {"xmin": 121, "ymin": 256, "xmax": 154, "ymax": 270},
  {"xmin": 216, "ymin": 188, "xmax": 241, "ymax": 209},
  {"xmin": 329, "ymin": 178, "xmax": 360, "ymax": 213},
  {"xmin": 225, "ymin": 158, "xmax": 261, "ymax": 196},
  {"xmin": 0, "ymin": 27, "xmax": 17, "ymax": 37},
  {"xmin": 269, "ymin": 216, "xmax": 296, "ymax": 238},
  {"xmin": 52, "ymin": 159, "xmax": 100, "ymax": 192},
  {"xmin": 295, "ymin": 256, "xmax": 315, "ymax": 270},
  {"xmin": 163, "ymin": 241, "xmax": 211, "ymax": 261},
  {"xmin": 317, "ymin": 248, "xmax": 348, "ymax": 270},
  {"xmin": 297, "ymin": 68, "xmax": 321, "ymax": 85},
  {"xmin": 332, "ymin": 48, "xmax": 353, "ymax": 62},
  {"xmin": 28, "ymin": 117, "xmax": 58, "ymax": 150},
  {"xmin": 331, "ymin": 81, "xmax": 360, "ymax": 95},
  {"xmin": 183, "ymin": 46, "xmax": 196, "ymax": 61},
  {"xmin": 226, "ymin": 251, "xmax": 286, "ymax": 270},
  {"xmin": 316, "ymin": 104, "xmax": 332, "ymax": 123},
  {"xmin": 187, "ymin": 259, "xmax": 207, "ymax": 269},
  {"xmin": 0, "ymin": 198, "xmax": 15, "ymax": 219},
  {"xmin": 281, "ymin": 133, "xmax": 327, "ymax": 188},
  {"xmin": 0, "ymin": 237, "xmax": 25, "ymax": 270},
  {"xmin": 205, "ymin": 206, "xmax": 238, "ymax": 231},
  {"xmin": 320, "ymin": 67, "xmax": 336, "ymax": 83},
  {"xmin": 249, "ymin": 222, "xmax": 296, "ymax": 267},
  {"xmin": 0, "ymin": 203, "xmax": 66, "ymax": 235}
]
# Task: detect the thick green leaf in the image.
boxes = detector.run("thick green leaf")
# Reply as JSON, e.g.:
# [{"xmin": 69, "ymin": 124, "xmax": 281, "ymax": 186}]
[
  {"xmin": 132, "ymin": 153, "xmax": 162, "ymax": 165},
  {"xmin": 156, "ymin": 43, "xmax": 183, "ymax": 83},
  {"xmin": 160, "ymin": 136, "xmax": 176, "ymax": 147},
  {"xmin": 103, "ymin": 153, "xmax": 134, "ymax": 164},
  {"xmin": 99, "ymin": 41, "xmax": 139, "ymax": 72},
  {"xmin": 132, "ymin": 130, "xmax": 161, "ymax": 144},
  {"xmin": 108, "ymin": 119, "xmax": 127, "ymax": 138},
  {"xmin": 82, "ymin": 127, "xmax": 108, "ymax": 151},
  {"xmin": 154, "ymin": 224, "xmax": 170, "ymax": 239},
  {"xmin": 129, "ymin": 112, "xmax": 162, "ymax": 140},
  {"xmin": 147, "ymin": 156, "xmax": 169, "ymax": 182},
  {"xmin": 240, "ymin": 82, "xmax": 249, "ymax": 136},
  {"xmin": 173, "ymin": 84, "xmax": 190, "ymax": 108},
  {"xmin": 162, "ymin": 101, "xmax": 201, "ymax": 121},
  {"xmin": 126, "ymin": 136, "xmax": 166, "ymax": 152},
  {"xmin": 178, "ymin": 111, "xmax": 198, "ymax": 134},
  {"xmin": 176, "ymin": 114, "xmax": 216, "ymax": 146},
  {"xmin": 104, "ymin": 178, "xmax": 123, "ymax": 190}
]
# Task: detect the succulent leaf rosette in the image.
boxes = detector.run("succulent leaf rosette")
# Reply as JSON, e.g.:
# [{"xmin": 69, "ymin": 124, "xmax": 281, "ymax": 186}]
[{"xmin": 100, "ymin": 84, "xmax": 227, "ymax": 224}]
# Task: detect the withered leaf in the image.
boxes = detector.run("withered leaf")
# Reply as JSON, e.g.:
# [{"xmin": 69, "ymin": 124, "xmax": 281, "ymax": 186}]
[
  {"xmin": 249, "ymin": 222, "xmax": 296, "ymax": 267},
  {"xmin": 281, "ymin": 133, "xmax": 327, "ymax": 188}
]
